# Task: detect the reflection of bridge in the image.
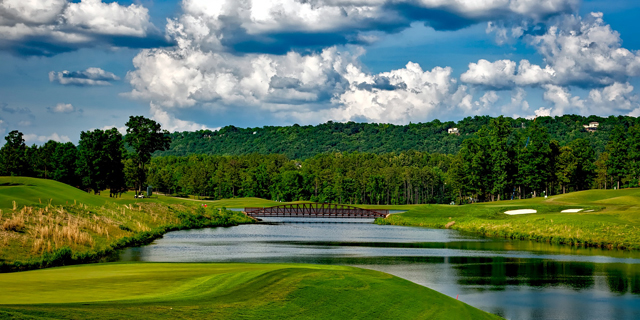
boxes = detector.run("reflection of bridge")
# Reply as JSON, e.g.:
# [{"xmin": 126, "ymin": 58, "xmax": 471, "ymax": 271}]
[{"xmin": 244, "ymin": 203, "xmax": 389, "ymax": 219}]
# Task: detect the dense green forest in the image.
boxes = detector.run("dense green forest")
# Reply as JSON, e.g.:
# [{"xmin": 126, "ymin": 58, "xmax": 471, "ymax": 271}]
[
  {"xmin": 156, "ymin": 115, "xmax": 638, "ymax": 159},
  {"xmin": 2, "ymin": 115, "xmax": 640, "ymax": 205}
]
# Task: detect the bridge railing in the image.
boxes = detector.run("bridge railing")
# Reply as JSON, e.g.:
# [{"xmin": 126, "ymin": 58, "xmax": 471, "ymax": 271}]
[{"xmin": 244, "ymin": 203, "xmax": 388, "ymax": 218}]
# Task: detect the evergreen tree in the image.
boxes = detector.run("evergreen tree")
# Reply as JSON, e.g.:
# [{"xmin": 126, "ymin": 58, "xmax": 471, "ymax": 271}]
[
  {"xmin": 517, "ymin": 121, "xmax": 551, "ymax": 197},
  {"xmin": 0, "ymin": 130, "xmax": 28, "ymax": 176},
  {"xmin": 488, "ymin": 116, "xmax": 513, "ymax": 201},
  {"xmin": 606, "ymin": 125, "xmax": 628, "ymax": 189}
]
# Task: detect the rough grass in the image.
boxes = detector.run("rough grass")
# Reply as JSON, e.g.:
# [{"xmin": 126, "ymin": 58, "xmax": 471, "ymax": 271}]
[
  {"xmin": 0, "ymin": 263, "xmax": 501, "ymax": 320},
  {"xmin": 377, "ymin": 188, "xmax": 640, "ymax": 250},
  {"xmin": 0, "ymin": 177, "xmax": 253, "ymax": 267}
]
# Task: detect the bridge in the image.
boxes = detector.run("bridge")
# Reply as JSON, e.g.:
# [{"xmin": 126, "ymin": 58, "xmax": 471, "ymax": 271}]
[{"xmin": 244, "ymin": 203, "xmax": 389, "ymax": 219}]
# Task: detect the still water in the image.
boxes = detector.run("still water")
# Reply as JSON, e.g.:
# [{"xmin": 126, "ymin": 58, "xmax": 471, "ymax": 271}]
[{"xmin": 119, "ymin": 218, "xmax": 640, "ymax": 320}]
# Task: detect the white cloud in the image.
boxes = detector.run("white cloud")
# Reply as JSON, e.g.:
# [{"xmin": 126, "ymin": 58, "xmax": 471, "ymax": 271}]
[
  {"xmin": 49, "ymin": 67, "xmax": 119, "ymax": 86},
  {"xmin": 476, "ymin": 13, "xmax": 640, "ymax": 90},
  {"xmin": 150, "ymin": 103, "xmax": 214, "ymax": 132},
  {"xmin": 0, "ymin": 0, "xmax": 160, "ymax": 56},
  {"xmin": 168, "ymin": 0, "xmax": 578, "ymax": 54},
  {"xmin": 18, "ymin": 120, "xmax": 31, "ymax": 126},
  {"xmin": 529, "ymin": 12, "xmax": 640, "ymax": 87},
  {"xmin": 126, "ymin": 46, "xmax": 357, "ymax": 110},
  {"xmin": 24, "ymin": 132, "xmax": 71, "ymax": 143},
  {"xmin": 99, "ymin": 125, "xmax": 126, "ymax": 135},
  {"xmin": 48, "ymin": 103, "xmax": 75, "ymax": 113},
  {"xmin": 62, "ymin": 0, "xmax": 152, "ymax": 37},
  {"xmin": 330, "ymin": 62, "xmax": 471, "ymax": 123},
  {"xmin": 542, "ymin": 82, "xmax": 639, "ymax": 116}
]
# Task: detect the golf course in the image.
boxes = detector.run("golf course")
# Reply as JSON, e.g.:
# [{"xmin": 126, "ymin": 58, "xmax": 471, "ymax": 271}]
[{"xmin": 3, "ymin": 176, "xmax": 640, "ymax": 319}]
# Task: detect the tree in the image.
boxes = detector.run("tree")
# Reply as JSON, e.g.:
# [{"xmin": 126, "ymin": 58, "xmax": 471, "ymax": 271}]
[
  {"xmin": 606, "ymin": 125, "xmax": 627, "ymax": 189},
  {"xmin": 76, "ymin": 128, "xmax": 125, "ymax": 194},
  {"xmin": 52, "ymin": 142, "xmax": 79, "ymax": 186},
  {"xmin": 125, "ymin": 116, "xmax": 171, "ymax": 195},
  {"xmin": 517, "ymin": 121, "xmax": 551, "ymax": 198},
  {"xmin": 489, "ymin": 116, "xmax": 513, "ymax": 201},
  {"xmin": 556, "ymin": 146, "xmax": 577, "ymax": 194},
  {"xmin": 0, "ymin": 130, "xmax": 28, "ymax": 176},
  {"xmin": 627, "ymin": 125, "xmax": 640, "ymax": 187},
  {"xmin": 569, "ymin": 138, "xmax": 595, "ymax": 190}
]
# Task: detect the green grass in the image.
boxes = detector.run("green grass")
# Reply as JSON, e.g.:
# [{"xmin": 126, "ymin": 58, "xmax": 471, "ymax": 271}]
[
  {"xmin": 0, "ymin": 262, "xmax": 500, "ymax": 320},
  {"xmin": 377, "ymin": 188, "xmax": 640, "ymax": 250}
]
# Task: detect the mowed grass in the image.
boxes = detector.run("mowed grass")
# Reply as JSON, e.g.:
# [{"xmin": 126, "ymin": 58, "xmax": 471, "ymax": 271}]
[
  {"xmin": 379, "ymin": 188, "xmax": 640, "ymax": 250},
  {"xmin": 0, "ymin": 262, "xmax": 499, "ymax": 320}
]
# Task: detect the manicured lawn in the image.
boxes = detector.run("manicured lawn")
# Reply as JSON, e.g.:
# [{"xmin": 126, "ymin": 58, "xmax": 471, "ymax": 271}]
[
  {"xmin": 0, "ymin": 262, "xmax": 500, "ymax": 320},
  {"xmin": 379, "ymin": 188, "xmax": 640, "ymax": 250}
]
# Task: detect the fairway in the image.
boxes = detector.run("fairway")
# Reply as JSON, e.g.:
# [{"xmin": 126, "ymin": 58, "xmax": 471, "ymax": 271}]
[
  {"xmin": 380, "ymin": 188, "xmax": 640, "ymax": 250},
  {"xmin": 0, "ymin": 263, "xmax": 500, "ymax": 320}
]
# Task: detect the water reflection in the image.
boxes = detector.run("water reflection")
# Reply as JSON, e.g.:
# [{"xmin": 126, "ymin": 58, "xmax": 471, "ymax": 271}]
[{"xmin": 118, "ymin": 218, "xmax": 640, "ymax": 320}]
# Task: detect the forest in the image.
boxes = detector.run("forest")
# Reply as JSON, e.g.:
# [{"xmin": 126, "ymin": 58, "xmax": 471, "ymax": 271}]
[
  {"xmin": 1, "ymin": 115, "xmax": 639, "ymax": 204},
  {"xmin": 156, "ymin": 114, "xmax": 639, "ymax": 158}
]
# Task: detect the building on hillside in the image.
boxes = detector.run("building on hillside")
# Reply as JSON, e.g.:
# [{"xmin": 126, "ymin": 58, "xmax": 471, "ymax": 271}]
[
  {"xmin": 583, "ymin": 122, "xmax": 599, "ymax": 132},
  {"xmin": 447, "ymin": 128, "xmax": 459, "ymax": 135}
]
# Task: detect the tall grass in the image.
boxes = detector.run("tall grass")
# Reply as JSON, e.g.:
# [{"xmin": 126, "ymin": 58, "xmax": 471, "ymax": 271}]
[{"xmin": 0, "ymin": 204, "xmax": 253, "ymax": 273}]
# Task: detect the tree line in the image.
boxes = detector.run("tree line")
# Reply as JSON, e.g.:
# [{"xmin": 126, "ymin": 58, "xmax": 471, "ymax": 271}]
[
  {"xmin": 157, "ymin": 115, "xmax": 638, "ymax": 159},
  {"xmin": 0, "ymin": 116, "xmax": 169, "ymax": 197},
  {"xmin": 1, "ymin": 115, "xmax": 639, "ymax": 204}
]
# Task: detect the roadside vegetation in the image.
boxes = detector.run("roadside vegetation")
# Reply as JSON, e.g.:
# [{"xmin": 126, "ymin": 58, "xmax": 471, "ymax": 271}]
[
  {"xmin": 0, "ymin": 177, "xmax": 252, "ymax": 272},
  {"xmin": 0, "ymin": 263, "xmax": 500, "ymax": 320},
  {"xmin": 377, "ymin": 188, "xmax": 640, "ymax": 250}
]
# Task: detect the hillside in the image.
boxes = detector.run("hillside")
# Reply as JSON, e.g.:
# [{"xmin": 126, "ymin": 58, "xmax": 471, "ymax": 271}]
[
  {"xmin": 0, "ymin": 177, "xmax": 252, "ymax": 266},
  {"xmin": 155, "ymin": 114, "xmax": 638, "ymax": 159}
]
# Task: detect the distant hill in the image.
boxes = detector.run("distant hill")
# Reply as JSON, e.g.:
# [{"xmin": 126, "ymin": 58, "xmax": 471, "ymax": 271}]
[{"xmin": 154, "ymin": 115, "xmax": 639, "ymax": 159}]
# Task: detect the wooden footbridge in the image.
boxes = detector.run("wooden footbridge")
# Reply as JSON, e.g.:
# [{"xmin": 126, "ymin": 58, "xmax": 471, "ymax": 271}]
[{"xmin": 244, "ymin": 203, "xmax": 389, "ymax": 219}]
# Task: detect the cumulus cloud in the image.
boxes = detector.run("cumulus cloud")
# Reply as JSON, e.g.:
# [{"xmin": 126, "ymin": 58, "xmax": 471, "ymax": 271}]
[
  {"xmin": 49, "ymin": 67, "xmax": 119, "ymax": 86},
  {"xmin": 472, "ymin": 13, "xmax": 640, "ymax": 89},
  {"xmin": 461, "ymin": 59, "xmax": 555, "ymax": 89},
  {"xmin": 47, "ymin": 103, "xmax": 75, "ymax": 113},
  {"xmin": 542, "ymin": 82, "xmax": 639, "ymax": 116},
  {"xmin": 126, "ymin": 46, "xmax": 357, "ymax": 110},
  {"xmin": 127, "ymin": 44, "xmax": 485, "ymax": 124},
  {"xmin": 330, "ymin": 63, "xmax": 471, "ymax": 123},
  {"xmin": 150, "ymin": 103, "xmax": 214, "ymax": 132},
  {"xmin": 167, "ymin": 0, "xmax": 578, "ymax": 54},
  {"xmin": 0, "ymin": 0, "xmax": 167, "ymax": 56},
  {"xmin": 24, "ymin": 132, "xmax": 71, "ymax": 143}
]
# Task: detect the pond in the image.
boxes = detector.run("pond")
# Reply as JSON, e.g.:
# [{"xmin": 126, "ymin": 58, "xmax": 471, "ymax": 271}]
[{"xmin": 118, "ymin": 218, "xmax": 640, "ymax": 320}]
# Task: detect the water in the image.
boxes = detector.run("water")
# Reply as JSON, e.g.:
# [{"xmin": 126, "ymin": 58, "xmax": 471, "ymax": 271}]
[{"xmin": 119, "ymin": 218, "xmax": 640, "ymax": 320}]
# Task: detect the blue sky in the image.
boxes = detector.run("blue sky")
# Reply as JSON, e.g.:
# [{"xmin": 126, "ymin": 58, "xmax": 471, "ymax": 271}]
[{"xmin": 1, "ymin": 0, "xmax": 640, "ymax": 144}]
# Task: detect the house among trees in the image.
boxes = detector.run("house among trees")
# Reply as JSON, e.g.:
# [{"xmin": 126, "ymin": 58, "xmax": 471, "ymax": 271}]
[
  {"xmin": 583, "ymin": 122, "xmax": 599, "ymax": 132},
  {"xmin": 448, "ymin": 128, "xmax": 459, "ymax": 135}
]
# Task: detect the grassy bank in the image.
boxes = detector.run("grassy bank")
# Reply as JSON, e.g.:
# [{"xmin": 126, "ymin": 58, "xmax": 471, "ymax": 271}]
[
  {"xmin": 376, "ymin": 188, "xmax": 640, "ymax": 250},
  {"xmin": 0, "ymin": 177, "xmax": 253, "ymax": 271},
  {"xmin": 0, "ymin": 262, "xmax": 500, "ymax": 320}
]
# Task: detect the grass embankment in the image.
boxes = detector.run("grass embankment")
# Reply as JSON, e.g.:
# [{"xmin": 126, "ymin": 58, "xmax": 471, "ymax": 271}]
[
  {"xmin": 0, "ymin": 177, "xmax": 253, "ymax": 271},
  {"xmin": 377, "ymin": 189, "xmax": 640, "ymax": 250},
  {"xmin": 0, "ymin": 262, "xmax": 500, "ymax": 320}
]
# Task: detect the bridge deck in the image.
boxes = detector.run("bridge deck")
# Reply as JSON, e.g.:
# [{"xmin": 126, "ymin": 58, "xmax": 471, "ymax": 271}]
[{"xmin": 244, "ymin": 203, "xmax": 388, "ymax": 219}]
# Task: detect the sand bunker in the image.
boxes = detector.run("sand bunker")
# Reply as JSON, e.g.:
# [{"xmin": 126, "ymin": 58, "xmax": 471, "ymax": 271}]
[
  {"xmin": 504, "ymin": 209, "xmax": 537, "ymax": 215},
  {"xmin": 561, "ymin": 209, "xmax": 584, "ymax": 213}
]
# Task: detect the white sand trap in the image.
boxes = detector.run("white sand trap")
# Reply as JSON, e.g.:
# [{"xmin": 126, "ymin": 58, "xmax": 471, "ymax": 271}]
[
  {"xmin": 504, "ymin": 209, "xmax": 537, "ymax": 215},
  {"xmin": 561, "ymin": 209, "xmax": 584, "ymax": 213}
]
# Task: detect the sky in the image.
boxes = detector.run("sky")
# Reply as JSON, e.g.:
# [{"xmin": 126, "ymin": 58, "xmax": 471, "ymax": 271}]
[{"xmin": 1, "ymin": 0, "xmax": 640, "ymax": 144}]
